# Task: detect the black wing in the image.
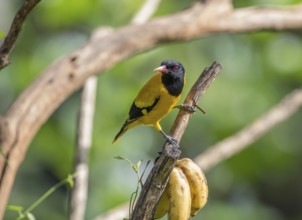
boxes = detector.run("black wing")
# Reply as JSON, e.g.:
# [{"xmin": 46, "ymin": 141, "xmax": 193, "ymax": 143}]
[
  {"xmin": 113, "ymin": 97, "xmax": 160, "ymax": 143},
  {"xmin": 128, "ymin": 97, "xmax": 160, "ymax": 120}
]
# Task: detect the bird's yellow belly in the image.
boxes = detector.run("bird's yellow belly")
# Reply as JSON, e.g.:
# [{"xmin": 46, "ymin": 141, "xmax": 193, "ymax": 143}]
[{"xmin": 139, "ymin": 94, "xmax": 180, "ymax": 126}]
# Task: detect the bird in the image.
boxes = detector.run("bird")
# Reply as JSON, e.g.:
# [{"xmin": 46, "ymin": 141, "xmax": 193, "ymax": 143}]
[{"xmin": 113, "ymin": 60, "xmax": 186, "ymax": 146}]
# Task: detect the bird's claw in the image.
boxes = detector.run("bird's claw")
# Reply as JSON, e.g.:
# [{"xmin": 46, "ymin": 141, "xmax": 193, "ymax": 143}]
[
  {"xmin": 166, "ymin": 135, "xmax": 179, "ymax": 147},
  {"xmin": 180, "ymin": 104, "xmax": 196, "ymax": 112},
  {"xmin": 160, "ymin": 130, "xmax": 180, "ymax": 147},
  {"xmin": 174, "ymin": 103, "xmax": 206, "ymax": 114}
]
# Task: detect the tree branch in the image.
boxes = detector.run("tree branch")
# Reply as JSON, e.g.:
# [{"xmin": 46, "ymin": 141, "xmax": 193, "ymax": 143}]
[
  {"xmin": 195, "ymin": 88, "xmax": 302, "ymax": 171},
  {"xmin": 69, "ymin": 1, "xmax": 162, "ymax": 218},
  {"xmin": 131, "ymin": 62, "xmax": 222, "ymax": 220},
  {"xmin": 69, "ymin": 76, "xmax": 97, "ymax": 220},
  {"xmin": 0, "ymin": 0, "xmax": 40, "ymax": 70},
  {"xmin": 1, "ymin": 1, "xmax": 302, "ymax": 218},
  {"xmin": 131, "ymin": 0, "xmax": 162, "ymax": 25},
  {"xmin": 94, "ymin": 203, "xmax": 129, "ymax": 220}
]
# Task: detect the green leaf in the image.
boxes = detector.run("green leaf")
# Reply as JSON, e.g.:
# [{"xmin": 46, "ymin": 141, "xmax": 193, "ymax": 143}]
[
  {"xmin": 6, "ymin": 205, "xmax": 23, "ymax": 212},
  {"xmin": 114, "ymin": 155, "xmax": 125, "ymax": 160},
  {"xmin": 0, "ymin": 31, "xmax": 6, "ymax": 39},
  {"xmin": 136, "ymin": 160, "xmax": 141, "ymax": 170},
  {"xmin": 115, "ymin": 156, "xmax": 141, "ymax": 173},
  {"xmin": 66, "ymin": 174, "xmax": 74, "ymax": 188}
]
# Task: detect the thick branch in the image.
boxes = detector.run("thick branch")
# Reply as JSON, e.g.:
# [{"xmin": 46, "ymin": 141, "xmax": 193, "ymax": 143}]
[
  {"xmin": 1, "ymin": 1, "xmax": 302, "ymax": 217},
  {"xmin": 195, "ymin": 88, "xmax": 302, "ymax": 171},
  {"xmin": 0, "ymin": 0, "xmax": 40, "ymax": 70},
  {"xmin": 131, "ymin": 62, "xmax": 222, "ymax": 220}
]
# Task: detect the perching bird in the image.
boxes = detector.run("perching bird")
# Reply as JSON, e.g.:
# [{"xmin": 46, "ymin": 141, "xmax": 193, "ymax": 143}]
[{"xmin": 113, "ymin": 60, "xmax": 185, "ymax": 146}]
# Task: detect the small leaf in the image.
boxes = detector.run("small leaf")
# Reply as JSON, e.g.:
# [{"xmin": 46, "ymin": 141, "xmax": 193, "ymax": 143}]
[
  {"xmin": 130, "ymin": 164, "xmax": 138, "ymax": 173},
  {"xmin": 136, "ymin": 160, "xmax": 141, "ymax": 170},
  {"xmin": 26, "ymin": 212, "xmax": 36, "ymax": 220},
  {"xmin": 0, "ymin": 31, "xmax": 6, "ymax": 39},
  {"xmin": 115, "ymin": 156, "xmax": 141, "ymax": 173},
  {"xmin": 114, "ymin": 155, "xmax": 125, "ymax": 160},
  {"xmin": 7, "ymin": 205, "xmax": 23, "ymax": 212},
  {"xmin": 66, "ymin": 174, "xmax": 74, "ymax": 188}
]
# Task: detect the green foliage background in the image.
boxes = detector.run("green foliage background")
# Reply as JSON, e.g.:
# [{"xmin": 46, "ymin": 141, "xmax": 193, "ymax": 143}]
[{"xmin": 1, "ymin": 0, "xmax": 302, "ymax": 219}]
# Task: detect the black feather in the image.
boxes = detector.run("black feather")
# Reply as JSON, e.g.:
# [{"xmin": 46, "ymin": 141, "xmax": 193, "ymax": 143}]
[
  {"xmin": 113, "ymin": 97, "xmax": 160, "ymax": 142},
  {"xmin": 129, "ymin": 97, "xmax": 160, "ymax": 120},
  {"xmin": 160, "ymin": 60, "xmax": 185, "ymax": 96}
]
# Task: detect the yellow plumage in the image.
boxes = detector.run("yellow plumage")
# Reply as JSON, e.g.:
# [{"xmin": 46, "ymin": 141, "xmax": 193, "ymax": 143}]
[{"xmin": 113, "ymin": 60, "xmax": 185, "ymax": 144}]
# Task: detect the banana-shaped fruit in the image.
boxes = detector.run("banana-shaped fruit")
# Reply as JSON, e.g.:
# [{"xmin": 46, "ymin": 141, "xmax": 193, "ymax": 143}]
[
  {"xmin": 167, "ymin": 167, "xmax": 191, "ymax": 220},
  {"xmin": 176, "ymin": 158, "xmax": 208, "ymax": 216},
  {"xmin": 154, "ymin": 187, "xmax": 170, "ymax": 219}
]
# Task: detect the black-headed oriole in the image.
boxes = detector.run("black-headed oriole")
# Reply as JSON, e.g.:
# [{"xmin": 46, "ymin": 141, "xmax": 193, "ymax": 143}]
[{"xmin": 113, "ymin": 60, "xmax": 185, "ymax": 145}]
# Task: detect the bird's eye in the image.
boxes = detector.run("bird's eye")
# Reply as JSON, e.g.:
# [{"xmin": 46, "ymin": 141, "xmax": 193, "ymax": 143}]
[{"xmin": 173, "ymin": 66, "xmax": 179, "ymax": 72}]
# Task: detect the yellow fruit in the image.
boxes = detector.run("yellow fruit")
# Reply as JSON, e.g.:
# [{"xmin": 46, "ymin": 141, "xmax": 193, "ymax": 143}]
[
  {"xmin": 167, "ymin": 167, "xmax": 191, "ymax": 220},
  {"xmin": 176, "ymin": 158, "xmax": 208, "ymax": 216},
  {"xmin": 154, "ymin": 187, "xmax": 170, "ymax": 219}
]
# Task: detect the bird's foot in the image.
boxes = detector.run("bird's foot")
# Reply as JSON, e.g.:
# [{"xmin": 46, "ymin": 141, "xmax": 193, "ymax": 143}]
[
  {"xmin": 179, "ymin": 104, "xmax": 196, "ymax": 112},
  {"xmin": 174, "ymin": 103, "xmax": 206, "ymax": 114},
  {"xmin": 164, "ymin": 134, "xmax": 179, "ymax": 147},
  {"xmin": 160, "ymin": 130, "xmax": 179, "ymax": 147}
]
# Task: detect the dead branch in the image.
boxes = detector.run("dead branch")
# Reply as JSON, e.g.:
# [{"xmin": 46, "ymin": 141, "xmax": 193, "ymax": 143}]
[
  {"xmin": 1, "ymin": 1, "xmax": 302, "ymax": 217},
  {"xmin": 69, "ymin": 76, "xmax": 98, "ymax": 220},
  {"xmin": 131, "ymin": 0, "xmax": 162, "ymax": 25},
  {"xmin": 94, "ymin": 203, "xmax": 129, "ymax": 220},
  {"xmin": 131, "ymin": 62, "xmax": 222, "ymax": 220},
  {"xmin": 69, "ymin": 1, "xmax": 162, "ymax": 218},
  {"xmin": 0, "ymin": 0, "xmax": 40, "ymax": 70},
  {"xmin": 195, "ymin": 88, "xmax": 302, "ymax": 171}
]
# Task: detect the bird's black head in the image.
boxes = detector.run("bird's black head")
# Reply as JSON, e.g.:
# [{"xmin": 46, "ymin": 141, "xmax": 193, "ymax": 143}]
[
  {"xmin": 154, "ymin": 60, "xmax": 185, "ymax": 96},
  {"xmin": 154, "ymin": 60, "xmax": 185, "ymax": 80}
]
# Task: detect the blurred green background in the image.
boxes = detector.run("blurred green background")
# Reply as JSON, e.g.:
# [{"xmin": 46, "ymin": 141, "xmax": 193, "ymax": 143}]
[{"xmin": 1, "ymin": 0, "xmax": 302, "ymax": 219}]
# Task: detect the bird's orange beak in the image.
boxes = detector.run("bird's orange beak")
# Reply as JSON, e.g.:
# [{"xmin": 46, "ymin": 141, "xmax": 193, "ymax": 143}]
[{"xmin": 154, "ymin": 65, "xmax": 168, "ymax": 73}]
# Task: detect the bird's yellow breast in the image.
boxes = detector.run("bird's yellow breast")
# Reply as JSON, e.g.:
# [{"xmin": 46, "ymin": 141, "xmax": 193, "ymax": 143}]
[{"xmin": 133, "ymin": 73, "xmax": 181, "ymax": 127}]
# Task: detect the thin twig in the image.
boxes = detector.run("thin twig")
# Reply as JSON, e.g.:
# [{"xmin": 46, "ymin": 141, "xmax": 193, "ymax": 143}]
[
  {"xmin": 132, "ymin": 0, "xmax": 162, "ymax": 24},
  {"xmin": 130, "ymin": 62, "xmax": 222, "ymax": 220},
  {"xmin": 195, "ymin": 88, "xmax": 302, "ymax": 171},
  {"xmin": 0, "ymin": 0, "xmax": 40, "ymax": 70},
  {"xmin": 94, "ymin": 206, "xmax": 129, "ymax": 220},
  {"xmin": 96, "ymin": 0, "xmax": 162, "ymax": 216},
  {"xmin": 70, "ymin": 1, "xmax": 162, "ymax": 219},
  {"xmin": 69, "ymin": 76, "xmax": 98, "ymax": 220},
  {"xmin": 94, "ymin": 203, "xmax": 129, "ymax": 220}
]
